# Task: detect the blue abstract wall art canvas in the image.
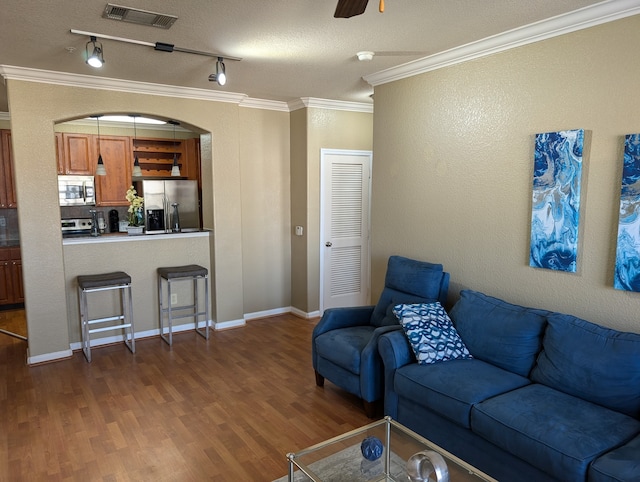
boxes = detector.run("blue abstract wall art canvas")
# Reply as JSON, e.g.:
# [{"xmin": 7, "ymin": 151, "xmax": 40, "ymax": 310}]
[
  {"xmin": 614, "ymin": 134, "xmax": 640, "ymax": 292},
  {"xmin": 529, "ymin": 129, "xmax": 584, "ymax": 273}
]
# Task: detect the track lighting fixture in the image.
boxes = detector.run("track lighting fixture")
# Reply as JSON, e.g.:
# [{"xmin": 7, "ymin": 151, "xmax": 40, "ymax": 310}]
[
  {"xmin": 208, "ymin": 57, "xmax": 227, "ymax": 86},
  {"xmin": 86, "ymin": 36, "xmax": 105, "ymax": 68},
  {"xmin": 131, "ymin": 115, "xmax": 143, "ymax": 178},
  {"xmin": 169, "ymin": 121, "xmax": 181, "ymax": 177},
  {"xmin": 93, "ymin": 115, "xmax": 107, "ymax": 176}
]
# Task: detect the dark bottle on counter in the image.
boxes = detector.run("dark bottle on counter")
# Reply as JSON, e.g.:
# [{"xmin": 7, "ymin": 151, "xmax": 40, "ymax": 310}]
[
  {"xmin": 171, "ymin": 203, "xmax": 181, "ymax": 233},
  {"xmin": 108, "ymin": 209, "xmax": 119, "ymax": 233},
  {"xmin": 89, "ymin": 210, "xmax": 100, "ymax": 237}
]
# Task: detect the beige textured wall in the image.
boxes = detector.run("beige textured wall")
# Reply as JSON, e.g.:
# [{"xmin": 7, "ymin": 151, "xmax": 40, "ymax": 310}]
[
  {"xmin": 301, "ymin": 108, "xmax": 373, "ymax": 313},
  {"xmin": 372, "ymin": 16, "xmax": 640, "ymax": 332},
  {"xmin": 290, "ymin": 109, "xmax": 308, "ymax": 311},
  {"xmin": 5, "ymin": 80, "xmax": 288, "ymax": 358},
  {"xmin": 239, "ymin": 108, "xmax": 291, "ymax": 314}
]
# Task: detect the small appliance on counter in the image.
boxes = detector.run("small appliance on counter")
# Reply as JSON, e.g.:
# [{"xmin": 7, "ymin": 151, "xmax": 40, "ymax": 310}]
[
  {"xmin": 108, "ymin": 209, "xmax": 119, "ymax": 233},
  {"xmin": 146, "ymin": 209, "xmax": 165, "ymax": 232},
  {"xmin": 58, "ymin": 175, "xmax": 96, "ymax": 206},
  {"xmin": 61, "ymin": 218, "xmax": 93, "ymax": 237}
]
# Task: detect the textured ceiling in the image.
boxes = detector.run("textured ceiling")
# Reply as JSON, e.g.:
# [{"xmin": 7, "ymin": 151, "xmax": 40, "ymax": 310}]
[{"xmin": 0, "ymin": 0, "xmax": 619, "ymax": 111}]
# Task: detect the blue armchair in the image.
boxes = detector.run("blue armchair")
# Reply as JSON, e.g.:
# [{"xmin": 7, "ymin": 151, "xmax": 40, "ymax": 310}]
[{"xmin": 312, "ymin": 255, "xmax": 450, "ymax": 417}]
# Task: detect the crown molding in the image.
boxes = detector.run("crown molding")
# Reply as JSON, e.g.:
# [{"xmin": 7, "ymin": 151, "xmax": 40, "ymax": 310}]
[
  {"xmin": 240, "ymin": 97, "xmax": 290, "ymax": 112},
  {"xmin": 364, "ymin": 0, "xmax": 640, "ymax": 86},
  {"xmin": 0, "ymin": 65, "xmax": 248, "ymax": 104},
  {"xmin": 0, "ymin": 65, "xmax": 370, "ymax": 114},
  {"xmin": 290, "ymin": 97, "xmax": 373, "ymax": 113}
]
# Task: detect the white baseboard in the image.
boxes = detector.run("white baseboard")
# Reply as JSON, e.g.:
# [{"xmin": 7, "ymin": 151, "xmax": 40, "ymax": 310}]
[
  {"xmin": 290, "ymin": 306, "xmax": 321, "ymax": 319},
  {"xmin": 27, "ymin": 348, "xmax": 73, "ymax": 365},
  {"xmin": 212, "ymin": 319, "xmax": 245, "ymax": 330},
  {"xmin": 244, "ymin": 306, "xmax": 291, "ymax": 321}
]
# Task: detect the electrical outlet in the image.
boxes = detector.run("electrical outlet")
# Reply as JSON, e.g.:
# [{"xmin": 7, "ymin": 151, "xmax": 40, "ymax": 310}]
[{"xmin": 171, "ymin": 293, "xmax": 178, "ymax": 305}]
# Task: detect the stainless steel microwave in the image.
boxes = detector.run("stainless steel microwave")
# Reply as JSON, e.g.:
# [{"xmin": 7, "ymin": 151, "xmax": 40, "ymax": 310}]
[{"xmin": 58, "ymin": 175, "xmax": 96, "ymax": 206}]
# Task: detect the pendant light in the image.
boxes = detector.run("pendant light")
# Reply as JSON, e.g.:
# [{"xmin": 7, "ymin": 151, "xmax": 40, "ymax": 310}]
[
  {"xmin": 131, "ymin": 115, "xmax": 143, "ymax": 178},
  {"xmin": 170, "ymin": 120, "xmax": 181, "ymax": 177},
  {"xmin": 94, "ymin": 115, "xmax": 107, "ymax": 176}
]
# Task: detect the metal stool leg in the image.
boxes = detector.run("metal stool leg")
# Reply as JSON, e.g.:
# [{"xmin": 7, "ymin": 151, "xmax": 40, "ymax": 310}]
[
  {"xmin": 79, "ymin": 285, "xmax": 92, "ymax": 362},
  {"xmin": 123, "ymin": 283, "xmax": 135, "ymax": 354}
]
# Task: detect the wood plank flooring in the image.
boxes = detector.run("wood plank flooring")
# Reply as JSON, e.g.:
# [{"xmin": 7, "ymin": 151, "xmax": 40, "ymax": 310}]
[{"xmin": 0, "ymin": 313, "xmax": 370, "ymax": 481}]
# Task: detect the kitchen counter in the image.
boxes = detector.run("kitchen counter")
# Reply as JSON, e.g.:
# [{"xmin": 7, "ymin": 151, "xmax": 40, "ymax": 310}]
[
  {"xmin": 62, "ymin": 229, "xmax": 212, "ymax": 345},
  {"xmin": 62, "ymin": 229, "xmax": 211, "ymax": 245}
]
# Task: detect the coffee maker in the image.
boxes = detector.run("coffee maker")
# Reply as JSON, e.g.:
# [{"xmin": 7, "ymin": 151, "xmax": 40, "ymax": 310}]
[
  {"xmin": 146, "ymin": 209, "xmax": 165, "ymax": 233},
  {"xmin": 108, "ymin": 209, "xmax": 119, "ymax": 233}
]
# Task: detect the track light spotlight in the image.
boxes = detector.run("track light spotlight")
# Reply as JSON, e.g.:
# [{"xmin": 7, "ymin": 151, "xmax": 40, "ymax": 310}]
[
  {"xmin": 86, "ymin": 36, "xmax": 105, "ymax": 68},
  {"xmin": 208, "ymin": 57, "xmax": 227, "ymax": 86}
]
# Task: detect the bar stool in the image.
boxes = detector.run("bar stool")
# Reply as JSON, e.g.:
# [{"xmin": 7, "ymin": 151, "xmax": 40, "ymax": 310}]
[
  {"xmin": 77, "ymin": 271, "xmax": 135, "ymax": 363},
  {"xmin": 157, "ymin": 264, "xmax": 210, "ymax": 346}
]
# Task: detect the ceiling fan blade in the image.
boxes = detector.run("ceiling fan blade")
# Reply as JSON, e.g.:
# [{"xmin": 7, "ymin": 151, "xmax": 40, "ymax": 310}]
[{"xmin": 334, "ymin": 0, "xmax": 369, "ymax": 18}]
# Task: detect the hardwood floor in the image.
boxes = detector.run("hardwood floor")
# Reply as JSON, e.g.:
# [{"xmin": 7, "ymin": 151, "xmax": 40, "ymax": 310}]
[{"xmin": 0, "ymin": 312, "xmax": 371, "ymax": 481}]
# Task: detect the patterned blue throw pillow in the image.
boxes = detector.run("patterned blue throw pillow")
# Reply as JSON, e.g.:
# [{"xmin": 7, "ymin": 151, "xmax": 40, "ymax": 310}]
[{"xmin": 393, "ymin": 302, "xmax": 472, "ymax": 365}]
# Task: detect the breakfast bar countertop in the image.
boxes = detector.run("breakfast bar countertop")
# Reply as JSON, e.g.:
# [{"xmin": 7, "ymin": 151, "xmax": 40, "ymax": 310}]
[{"xmin": 62, "ymin": 229, "xmax": 211, "ymax": 245}]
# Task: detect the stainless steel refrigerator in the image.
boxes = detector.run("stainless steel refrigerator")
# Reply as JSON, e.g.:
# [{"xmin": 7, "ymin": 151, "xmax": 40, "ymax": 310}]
[{"xmin": 140, "ymin": 180, "xmax": 200, "ymax": 234}]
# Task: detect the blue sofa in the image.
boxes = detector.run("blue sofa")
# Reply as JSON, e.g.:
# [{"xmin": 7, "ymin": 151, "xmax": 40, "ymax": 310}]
[{"xmin": 378, "ymin": 290, "xmax": 640, "ymax": 481}]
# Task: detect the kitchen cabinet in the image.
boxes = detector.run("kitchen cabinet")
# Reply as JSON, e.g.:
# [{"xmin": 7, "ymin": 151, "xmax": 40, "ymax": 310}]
[
  {"xmin": 182, "ymin": 137, "xmax": 201, "ymax": 183},
  {"xmin": 58, "ymin": 133, "xmax": 95, "ymax": 175},
  {"xmin": 0, "ymin": 130, "xmax": 17, "ymax": 208},
  {"xmin": 0, "ymin": 247, "xmax": 23, "ymax": 305},
  {"xmin": 95, "ymin": 135, "xmax": 132, "ymax": 207}
]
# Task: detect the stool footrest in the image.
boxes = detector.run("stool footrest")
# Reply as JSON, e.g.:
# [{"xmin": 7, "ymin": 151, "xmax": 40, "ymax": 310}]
[
  {"xmin": 87, "ymin": 315, "xmax": 125, "ymax": 325},
  {"xmin": 89, "ymin": 323, "xmax": 132, "ymax": 335}
]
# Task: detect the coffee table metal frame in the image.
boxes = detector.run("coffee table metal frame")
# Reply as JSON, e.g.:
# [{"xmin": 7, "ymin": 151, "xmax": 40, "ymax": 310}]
[{"xmin": 286, "ymin": 416, "xmax": 497, "ymax": 482}]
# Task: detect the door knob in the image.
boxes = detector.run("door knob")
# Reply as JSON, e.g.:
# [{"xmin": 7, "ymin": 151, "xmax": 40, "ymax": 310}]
[{"xmin": 325, "ymin": 242, "xmax": 332, "ymax": 247}]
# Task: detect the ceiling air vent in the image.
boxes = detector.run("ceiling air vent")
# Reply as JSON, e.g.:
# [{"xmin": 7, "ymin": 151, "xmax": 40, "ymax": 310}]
[{"xmin": 103, "ymin": 3, "xmax": 178, "ymax": 29}]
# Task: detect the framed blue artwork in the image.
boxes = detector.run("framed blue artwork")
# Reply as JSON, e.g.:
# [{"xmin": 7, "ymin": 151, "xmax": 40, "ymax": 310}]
[
  {"xmin": 614, "ymin": 134, "xmax": 640, "ymax": 292},
  {"xmin": 529, "ymin": 129, "xmax": 584, "ymax": 273}
]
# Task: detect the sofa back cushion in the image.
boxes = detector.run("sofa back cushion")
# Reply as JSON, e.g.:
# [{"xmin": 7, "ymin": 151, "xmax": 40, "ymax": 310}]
[
  {"xmin": 370, "ymin": 256, "xmax": 445, "ymax": 327},
  {"xmin": 449, "ymin": 290, "xmax": 548, "ymax": 377},
  {"xmin": 531, "ymin": 313, "xmax": 640, "ymax": 418}
]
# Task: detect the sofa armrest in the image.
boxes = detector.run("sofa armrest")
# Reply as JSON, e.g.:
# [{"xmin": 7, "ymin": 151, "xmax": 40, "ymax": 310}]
[
  {"xmin": 378, "ymin": 329, "xmax": 414, "ymax": 418},
  {"xmin": 359, "ymin": 324, "xmax": 403, "ymax": 403},
  {"xmin": 312, "ymin": 306, "xmax": 375, "ymax": 339}
]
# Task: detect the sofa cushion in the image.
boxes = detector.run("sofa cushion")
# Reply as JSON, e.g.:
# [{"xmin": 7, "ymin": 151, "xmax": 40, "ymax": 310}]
[
  {"xmin": 394, "ymin": 302, "xmax": 472, "ymax": 365},
  {"xmin": 314, "ymin": 325, "xmax": 376, "ymax": 374},
  {"xmin": 531, "ymin": 313, "xmax": 640, "ymax": 418},
  {"xmin": 370, "ymin": 257, "xmax": 444, "ymax": 327},
  {"xmin": 589, "ymin": 433, "xmax": 640, "ymax": 482},
  {"xmin": 449, "ymin": 290, "xmax": 548, "ymax": 377},
  {"xmin": 472, "ymin": 384, "xmax": 640, "ymax": 482},
  {"xmin": 394, "ymin": 358, "xmax": 530, "ymax": 429}
]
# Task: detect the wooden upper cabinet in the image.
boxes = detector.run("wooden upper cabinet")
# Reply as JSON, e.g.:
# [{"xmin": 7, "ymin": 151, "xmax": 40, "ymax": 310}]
[
  {"xmin": 182, "ymin": 137, "xmax": 201, "ymax": 182},
  {"xmin": 0, "ymin": 130, "xmax": 17, "ymax": 208},
  {"xmin": 55, "ymin": 132, "xmax": 65, "ymax": 175},
  {"xmin": 58, "ymin": 133, "xmax": 95, "ymax": 175},
  {"xmin": 95, "ymin": 135, "xmax": 132, "ymax": 207}
]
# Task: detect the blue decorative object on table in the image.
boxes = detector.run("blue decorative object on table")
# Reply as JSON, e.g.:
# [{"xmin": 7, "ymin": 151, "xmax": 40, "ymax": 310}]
[{"xmin": 361, "ymin": 436, "xmax": 384, "ymax": 461}]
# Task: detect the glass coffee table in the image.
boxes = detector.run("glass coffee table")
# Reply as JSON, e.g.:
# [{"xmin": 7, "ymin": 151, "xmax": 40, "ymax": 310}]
[{"xmin": 286, "ymin": 416, "xmax": 496, "ymax": 482}]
